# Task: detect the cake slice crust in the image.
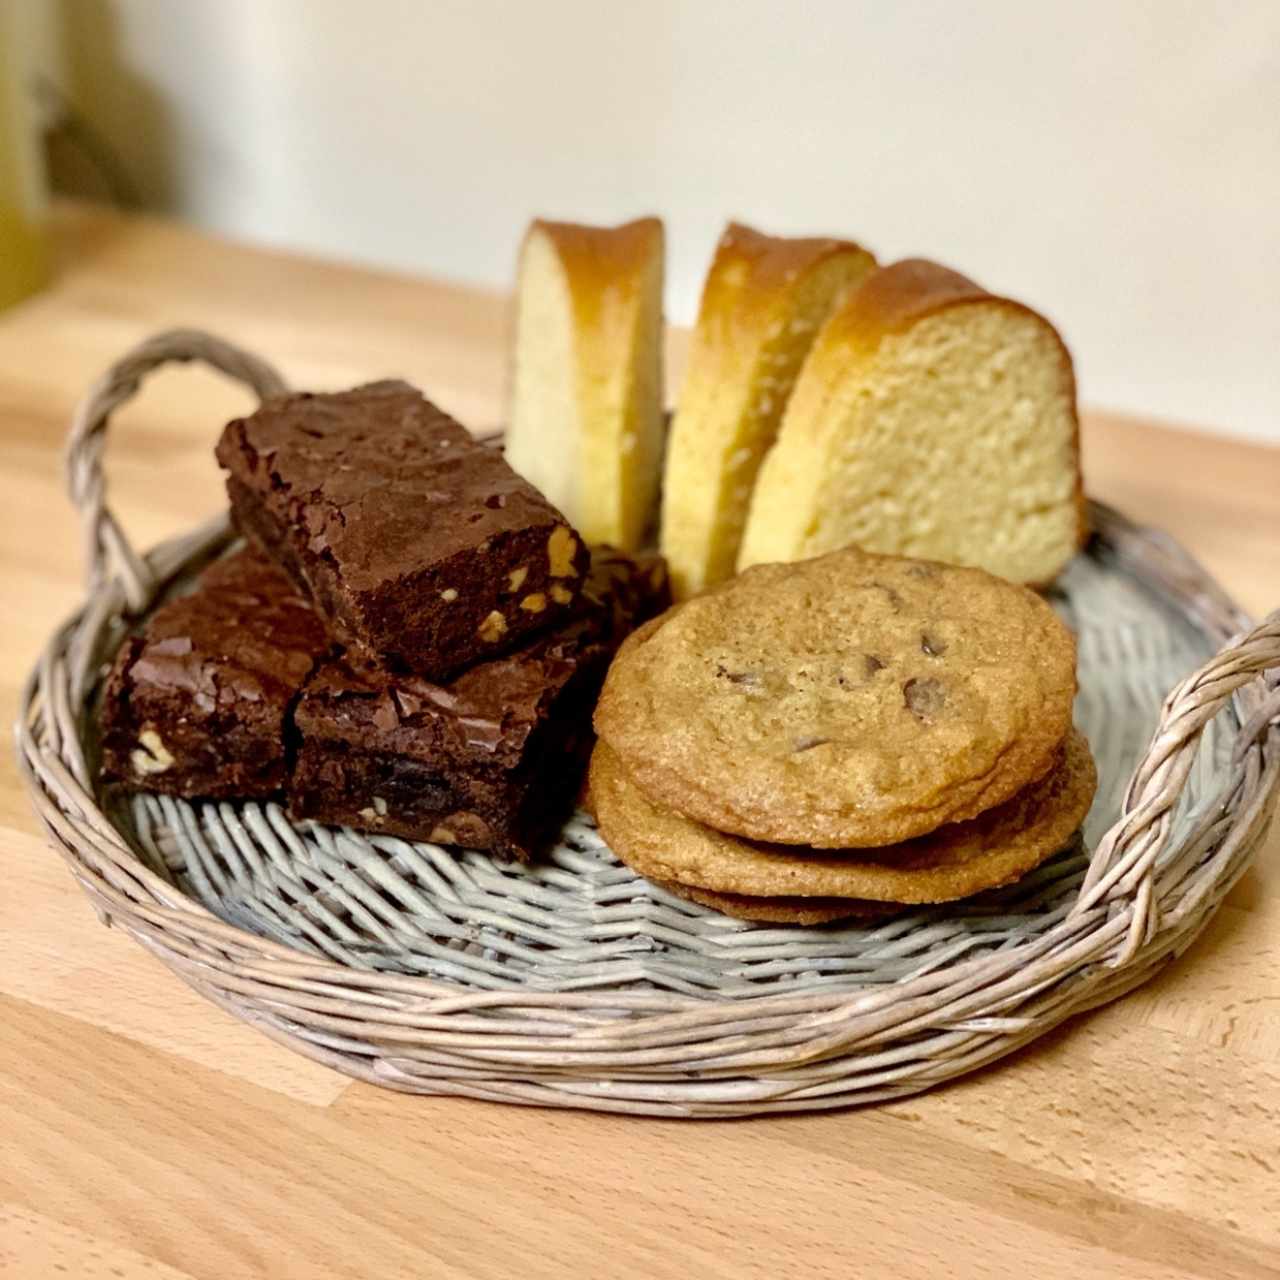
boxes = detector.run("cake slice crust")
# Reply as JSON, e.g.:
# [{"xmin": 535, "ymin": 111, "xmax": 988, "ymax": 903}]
[
  {"xmin": 660, "ymin": 222, "xmax": 876, "ymax": 598},
  {"xmin": 738, "ymin": 259, "xmax": 1086, "ymax": 585},
  {"xmin": 507, "ymin": 217, "xmax": 665, "ymax": 552}
]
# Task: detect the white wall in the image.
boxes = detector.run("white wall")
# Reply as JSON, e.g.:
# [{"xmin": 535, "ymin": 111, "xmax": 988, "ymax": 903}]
[{"xmin": 51, "ymin": 0, "xmax": 1280, "ymax": 442}]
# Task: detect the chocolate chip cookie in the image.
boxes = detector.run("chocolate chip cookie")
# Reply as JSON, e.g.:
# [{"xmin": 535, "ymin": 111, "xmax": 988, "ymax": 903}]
[
  {"xmin": 653, "ymin": 878, "xmax": 898, "ymax": 925},
  {"xmin": 594, "ymin": 546, "xmax": 1077, "ymax": 847},
  {"xmin": 590, "ymin": 730, "xmax": 1095, "ymax": 903}
]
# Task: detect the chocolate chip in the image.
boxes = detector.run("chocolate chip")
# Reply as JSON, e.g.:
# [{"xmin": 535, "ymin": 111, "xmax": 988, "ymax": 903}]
[
  {"xmin": 871, "ymin": 581, "xmax": 905, "ymax": 609},
  {"xmin": 793, "ymin": 735, "xmax": 831, "ymax": 753},
  {"xmin": 863, "ymin": 654, "xmax": 887, "ymax": 676},
  {"xmin": 904, "ymin": 677, "xmax": 946, "ymax": 719},
  {"xmin": 921, "ymin": 632, "xmax": 947, "ymax": 657},
  {"xmin": 484, "ymin": 493, "xmax": 508, "ymax": 509},
  {"xmin": 714, "ymin": 663, "xmax": 761, "ymax": 688}
]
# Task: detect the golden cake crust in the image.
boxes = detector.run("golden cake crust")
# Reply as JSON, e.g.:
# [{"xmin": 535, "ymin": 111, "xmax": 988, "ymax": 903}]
[
  {"xmin": 508, "ymin": 217, "xmax": 665, "ymax": 551},
  {"xmin": 830, "ymin": 259, "xmax": 1086, "ymax": 567},
  {"xmin": 659, "ymin": 222, "xmax": 876, "ymax": 598},
  {"xmin": 737, "ymin": 259, "xmax": 1087, "ymax": 583},
  {"xmin": 822, "ymin": 256, "xmax": 989, "ymax": 346},
  {"xmin": 690, "ymin": 221, "xmax": 870, "ymax": 305},
  {"xmin": 527, "ymin": 217, "xmax": 664, "ymax": 315}
]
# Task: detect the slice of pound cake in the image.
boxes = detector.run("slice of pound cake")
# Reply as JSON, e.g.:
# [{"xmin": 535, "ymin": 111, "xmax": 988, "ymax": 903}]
[
  {"xmin": 506, "ymin": 216, "xmax": 666, "ymax": 552},
  {"xmin": 737, "ymin": 259, "xmax": 1086, "ymax": 585},
  {"xmin": 659, "ymin": 222, "xmax": 876, "ymax": 598}
]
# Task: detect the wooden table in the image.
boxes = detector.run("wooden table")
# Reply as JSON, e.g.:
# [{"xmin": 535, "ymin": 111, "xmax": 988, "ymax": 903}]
[{"xmin": 2, "ymin": 205, "xmax": 1278, "ymax": 1280}]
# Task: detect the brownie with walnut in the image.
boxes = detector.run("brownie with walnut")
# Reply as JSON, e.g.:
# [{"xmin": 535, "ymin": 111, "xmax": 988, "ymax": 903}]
[
  {"xmin": 99, "ymin": 547, "xmax": 332, "ymax": 799},
  {"xmin": 288, "ymin": 547, "xmax": 670, "ymax": 859},
  {"xmin": 215, "ymin": 380, "xmax": 589, "ymax": 680}
]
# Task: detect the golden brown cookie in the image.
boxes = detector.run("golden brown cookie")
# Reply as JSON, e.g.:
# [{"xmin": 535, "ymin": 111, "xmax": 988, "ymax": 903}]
[
  {"xmin": 594, "ymin": 546, "xmax": 1077, "ymax": 847},
  {"xmin": 652, "ymin": 878, "xmax": 898, "ymax": 925},
  {"xmin": 589, "ymin": 729, "xmax": 1095, "ymax": 903}
]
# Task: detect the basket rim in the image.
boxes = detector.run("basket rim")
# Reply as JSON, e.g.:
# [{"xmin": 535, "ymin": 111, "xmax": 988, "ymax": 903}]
[{"xmin": 15, "ymin": 328, "xmax": 1280, "ymax": 1116}]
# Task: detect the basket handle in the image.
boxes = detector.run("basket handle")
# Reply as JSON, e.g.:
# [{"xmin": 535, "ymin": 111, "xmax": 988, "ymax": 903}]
[
  {"xmin": 1073, "ymin": 609, "xmax": 1280, "ymax": 962},
  {"xmin": 64, "ymin": 328, "xmax": 289, "ymax": 613}
]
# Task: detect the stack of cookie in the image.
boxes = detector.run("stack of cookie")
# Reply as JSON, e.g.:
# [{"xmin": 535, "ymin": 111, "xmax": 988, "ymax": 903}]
[{"xmin": 591, "ymin": 546, "xmax": 1097, "ymax": 924}]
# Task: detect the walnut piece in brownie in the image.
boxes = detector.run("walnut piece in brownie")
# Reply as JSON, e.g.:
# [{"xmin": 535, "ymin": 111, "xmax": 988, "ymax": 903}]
[
  {"xmin": 288, "ymin": 545, "xmax": 671, "ymax": 860},
  {"xmin": 99, "ymin": 547, "xmax": 331, "ymax": 798},
  {"xmin": 216, "ymin": 380, "xmax": 589, "ymax": 679}
]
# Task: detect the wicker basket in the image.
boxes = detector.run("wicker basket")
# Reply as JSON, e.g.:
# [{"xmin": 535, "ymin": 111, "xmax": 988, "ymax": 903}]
[{"xmin": 17, "ymin": 330, "xmax": 1280, "ymax": 1118}]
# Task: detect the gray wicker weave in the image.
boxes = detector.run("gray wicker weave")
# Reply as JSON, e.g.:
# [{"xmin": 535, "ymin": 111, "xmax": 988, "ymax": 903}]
[{"xmin": 17, "ymin": 330, "xmax": 1280, "ymax": 1117}]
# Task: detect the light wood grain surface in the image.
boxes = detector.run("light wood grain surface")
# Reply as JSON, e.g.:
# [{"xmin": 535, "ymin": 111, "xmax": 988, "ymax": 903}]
[{"xmin": 2, "ymin": 205, "xmax": 1278, "ymax": 1280}]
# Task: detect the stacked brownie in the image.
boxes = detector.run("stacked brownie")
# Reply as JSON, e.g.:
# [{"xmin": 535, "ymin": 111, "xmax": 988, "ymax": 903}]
[
  {"xmin": 100, "ymin": 548, "xmax": 331, "ymax": 800},
  {"xmin": 100, "ymin": 381, "xmax": 669, "ymax": 858}
]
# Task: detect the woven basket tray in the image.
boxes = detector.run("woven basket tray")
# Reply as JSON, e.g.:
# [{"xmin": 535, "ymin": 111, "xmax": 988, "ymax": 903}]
[{"xmin": 18, "ymin": 330, "xmax": 1280, "ymax": 1118}]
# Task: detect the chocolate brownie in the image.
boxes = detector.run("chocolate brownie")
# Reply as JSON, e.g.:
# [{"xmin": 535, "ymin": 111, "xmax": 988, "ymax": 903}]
[
  {"xmin": 216, "ymin": 380, "xmax": 589, "ymax": 679},
  {"xmin": 99, "ymin": 547, "xmax": 331, "ymax": 798},
  {"xmin": 288, "ymin": 546, "xmax": 670, "ymax": 859},
  {"xmin": 578, "ymin": 545, "xmax": 671, "ymax": 642},
  {"xmin": 289, "ymin": 636, "xmax": 606, "ymax": 860}
]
